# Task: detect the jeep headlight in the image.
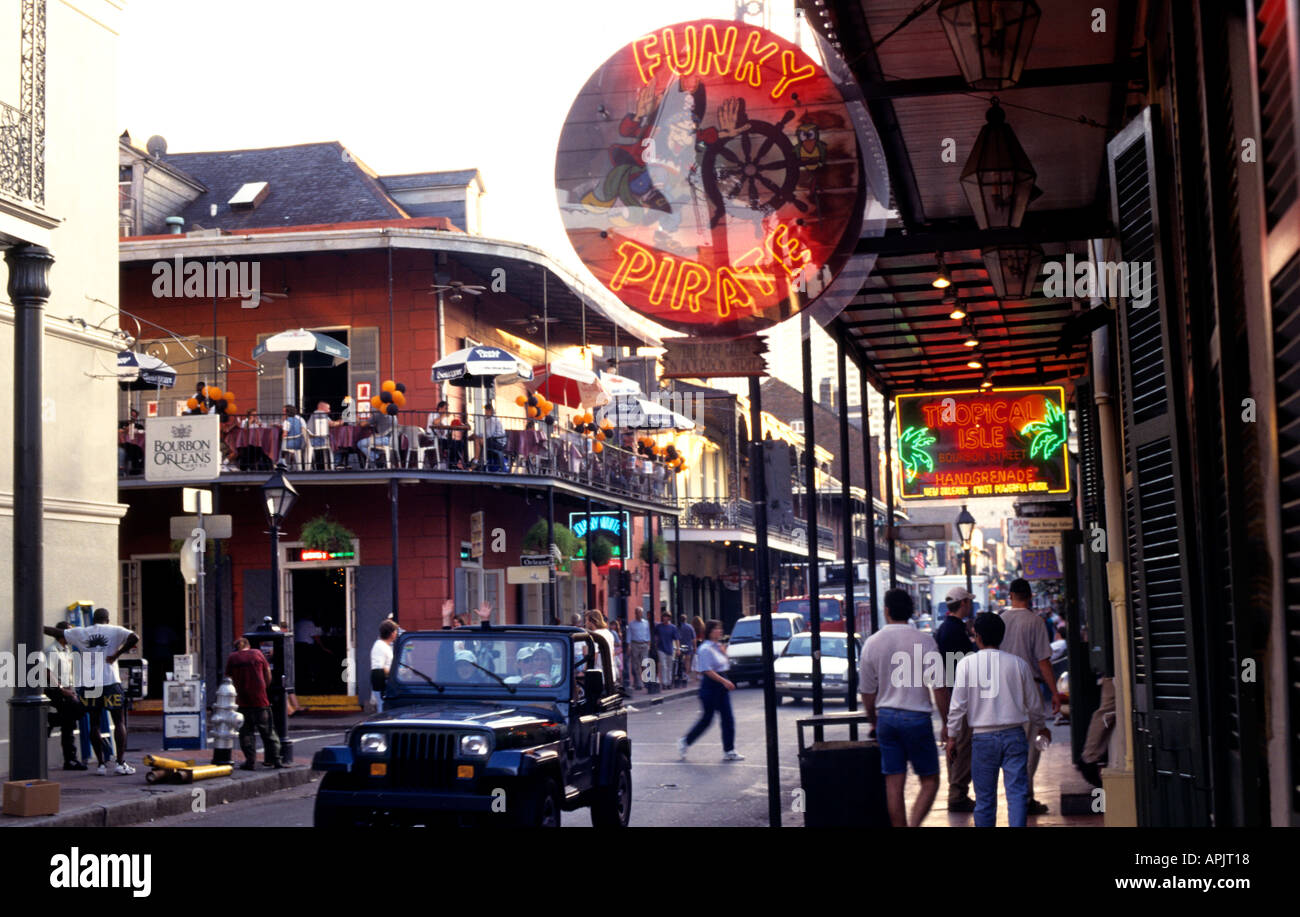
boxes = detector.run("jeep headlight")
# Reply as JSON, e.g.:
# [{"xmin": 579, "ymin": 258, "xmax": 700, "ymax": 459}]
[
  {"xmin": 460, "ymin": 734, "xmax": 490, "ymax": 757},
  {"xmin": 359, "ymin": 732, "xmax": 388, "ymax": 755}
]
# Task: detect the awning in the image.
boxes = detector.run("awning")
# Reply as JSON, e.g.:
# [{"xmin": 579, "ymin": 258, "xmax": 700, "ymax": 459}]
[
  {"xmin": 252, "ymin": 329, "xmax": 350, "ymax": 367},
  {"xmin": 604, "ymin": 395, "xmax": 695, "ymax": 431}
]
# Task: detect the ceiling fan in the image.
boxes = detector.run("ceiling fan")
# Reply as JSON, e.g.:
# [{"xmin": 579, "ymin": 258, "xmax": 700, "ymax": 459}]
[
  {"xmin": 503, "ymin": 313, "xmax": 561, "ymax": 336},
  {"xmin": 427, "ymin": 280, "xmax": 487, "ymax": 302}
]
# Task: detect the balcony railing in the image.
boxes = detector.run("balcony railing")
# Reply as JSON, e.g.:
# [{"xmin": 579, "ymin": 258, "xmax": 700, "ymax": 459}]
[
  {"xmin": 118, "ymin": 410, "xmax": 679, "ymax": 507},
  {"xmin": 674, "ymin": 497, "xmax": 835, "ymax": 552}
]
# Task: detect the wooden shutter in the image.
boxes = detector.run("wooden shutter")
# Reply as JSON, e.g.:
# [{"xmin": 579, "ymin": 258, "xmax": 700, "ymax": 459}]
[
  {"xmin": 1257, "ymin": 0, "xmax": 1300, "ymax": 229},
  {"xmin": 348, "ymin": 326, "xmax": 380, "ymax": 414},
  {"xmin": 1107, "ymin": 106, "xmax": 1211, "ymax": 826},
  {"xmin": 255, "ymin": 332, "xmax": 284, "ymax": 415},
  {"xmin": 1073, "ymin": 380, "xmax": 1113, "ymax": 677}
]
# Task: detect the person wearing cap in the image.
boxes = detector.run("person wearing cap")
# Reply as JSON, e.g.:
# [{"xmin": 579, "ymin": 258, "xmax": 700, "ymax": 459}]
[
  {"xmin": 999, "ymin": 578, "xmax": 1062, "ymax": 816},
  {"xmin": 933, "ymin": 586, "xmax": 978, "ymax": 811},
  {"xmin": 453, "ymin": 649, "xmax": 480, "ymax": 683}
]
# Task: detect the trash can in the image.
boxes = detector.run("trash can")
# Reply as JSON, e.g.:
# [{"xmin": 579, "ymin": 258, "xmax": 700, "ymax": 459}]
[{"xmin": 796, "ymin": 712, "xmax": 890, "ymax": 827}]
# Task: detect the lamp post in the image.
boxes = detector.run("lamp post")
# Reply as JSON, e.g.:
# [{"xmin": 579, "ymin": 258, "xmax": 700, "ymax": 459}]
[
  {"xmin": 956, "ymin": 504, "xmax": 976, "ymax": 597},
  {"xmin": 262, "ymin": 466, "xmax": 298, "ymax": 758}
]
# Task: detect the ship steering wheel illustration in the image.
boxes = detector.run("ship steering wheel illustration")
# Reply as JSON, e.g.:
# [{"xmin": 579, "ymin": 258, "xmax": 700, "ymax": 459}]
[{"xmin": 701, "ymin": 109, "xmax": 807, "ymax": 228}]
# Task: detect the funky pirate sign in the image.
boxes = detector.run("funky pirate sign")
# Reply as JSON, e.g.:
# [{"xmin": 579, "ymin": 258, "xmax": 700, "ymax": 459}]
[{"xmin": 556, "ymin": 20, "xmax": 863, "ymax": 338}]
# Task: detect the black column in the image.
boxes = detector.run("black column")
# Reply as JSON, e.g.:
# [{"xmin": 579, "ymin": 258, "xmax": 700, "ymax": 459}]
[
  {"xmin": 7, "ymin": 244, "xmax": 53, "ymax": 782},
  {"xmin": 885, "ymin": 397, "xmax": 897, "ymax": 589},
  {"xmin": 836, "ymin": 337, "xmax": 857, "ymax": 718},
  {"xmin": 547, "ymin": 486, "xmax": 557, "ymax": 624},
  {"xmin": 800, "ymin": 324, "xmax": 823, "ymax": 721},
  {"xmin": 390, "ymin": 477, "xmax": 400, "ymax": 621},
  {"xmin": 585, "ymin": 495, "xmax": 595, "ymax": 611},
  {"xmin": 859, "ymin": 368, "xmax": 882, "ymax": 637},
  {"xmin": 747, "ymin": 376, "xmax": 781, "ymax": 827}
]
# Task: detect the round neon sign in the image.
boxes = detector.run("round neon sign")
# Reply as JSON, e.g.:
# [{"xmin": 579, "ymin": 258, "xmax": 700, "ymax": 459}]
[{"xmin": 556, "ymin": 20, "xmax": 863, "ymax": 339}]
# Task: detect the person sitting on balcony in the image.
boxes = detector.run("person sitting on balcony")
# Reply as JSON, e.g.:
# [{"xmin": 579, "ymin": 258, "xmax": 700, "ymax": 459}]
[
  {"xmin": 282, "ymin": 405, "xmax": 306, "ymax": 460},
  {"xmin": 447, "ymin": 411, "xmax": 472, "ymax": 470},
  {"xmin": 357, "ymin": 407, "xmax": 396, "ymax": 468},
  {"xmin": 481, "ymin": 404, "xmax": 507, "ymax": 472},
  {"xmin": 307, "ymin": 401, "xmax": 341, "ymax": 470},
  {"xmin": 423, "ymin": 400, "xmax": 454, "ymax": 467}
]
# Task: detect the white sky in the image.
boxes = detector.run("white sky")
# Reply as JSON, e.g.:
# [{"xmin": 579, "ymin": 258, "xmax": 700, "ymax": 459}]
[{"xmin": 117, "ymin": 0, "xmax": 811, "ymax": 268}]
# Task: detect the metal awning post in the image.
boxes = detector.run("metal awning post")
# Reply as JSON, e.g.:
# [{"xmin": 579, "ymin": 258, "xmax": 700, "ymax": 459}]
[
  {"xmin": 747, "ymin": 375, "xmax": 781, "ymax": 828},
  {"xmin": 860, "ymin": 365, "xmax": 882, "ymax": 638},
  {"xmin": 885, "ymin": 396, "xmax": 897, "ymax": 589},
  {"xmin": 801, "ymin": 318, "xmax": 824, "ymax": 729},
  {"xmin": 837, "ymin": 336, "xmax": 858, "ymax": 727}
]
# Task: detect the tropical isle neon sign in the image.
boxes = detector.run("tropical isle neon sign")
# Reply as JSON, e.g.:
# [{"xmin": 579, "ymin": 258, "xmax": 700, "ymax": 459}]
[{"xmin": 894, "ymin": 387, "xmax": 1070, "ymax": 500}]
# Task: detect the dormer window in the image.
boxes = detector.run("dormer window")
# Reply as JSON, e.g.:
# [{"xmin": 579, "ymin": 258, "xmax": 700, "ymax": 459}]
[{"xmin": 229, "ymin": 181, "xmax": 269, "ymax": 211}]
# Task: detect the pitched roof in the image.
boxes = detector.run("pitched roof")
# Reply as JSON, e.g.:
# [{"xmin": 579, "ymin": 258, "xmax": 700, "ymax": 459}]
[
  {"xmin": 759, "ymin": 377, "xmax": 873, "ymax": 492},
  {"xmin": 159, "ymin": 141, "xmax": 408, "ymax": 231},
  {"xmin": 380, "ymin": 169, "xmax": 484, "ymax": 191}
]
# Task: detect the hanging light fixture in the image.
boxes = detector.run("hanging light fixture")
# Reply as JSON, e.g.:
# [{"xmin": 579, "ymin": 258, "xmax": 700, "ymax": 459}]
[
  {"xmin": 932, "ymin": 253, "xmax": 952, "ymax": 289},
  {"xmin": 960, "ymin": 100, "xmax": 1037, "ymax": 229},
  {"xmin": 946, "ymin": 291, "xmax": 966, "ymax": 321},
  {"xmin": 938, "ymin": 0, "xmax": 1042, "ymax": 91},
  {"xmin": 966, "ymin": 357, "xmax": 984, "ymax": 369},
  {"xmin": 980, "ymin": 369, "xmax": 994, "ymax": 389},
  {"xmin": 982, "ymin": 243, "xmax": 1043, "ymax": 299},
  {"xmin": 963, "ymin": 321, "xmax": 979, "ymax": 347}
]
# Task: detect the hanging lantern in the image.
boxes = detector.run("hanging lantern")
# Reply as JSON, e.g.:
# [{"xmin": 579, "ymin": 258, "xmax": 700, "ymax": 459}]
[
  {"xmin": 938, "ymin": 0, "xmax": 1041, "ymax": 91},
  {"xmin": 981, "ymin": 243, "xmax": 1043, "ymax": 299},
  {"xmin": 960, "ymin": 100, "xmax": 1037, "ymax": 230}
]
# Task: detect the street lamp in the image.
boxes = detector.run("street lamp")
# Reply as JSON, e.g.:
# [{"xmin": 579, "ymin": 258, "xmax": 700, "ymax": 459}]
[
  {"xmin": 261, "ymin": 466, "xmax": 298, "ymax": 758},
  {"xmin": 956, "ymin": 504, "xmax": 976, "ymax": 596}
]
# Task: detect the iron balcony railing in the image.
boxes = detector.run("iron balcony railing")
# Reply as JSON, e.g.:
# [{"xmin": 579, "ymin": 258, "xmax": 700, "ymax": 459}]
[
  {"xmin": 674, "ymin": 497, "xmax": 835, "ymax": 552},
  {"xmin": 117, "ymin": 409, "xmax": 679, "ymax": 508}
]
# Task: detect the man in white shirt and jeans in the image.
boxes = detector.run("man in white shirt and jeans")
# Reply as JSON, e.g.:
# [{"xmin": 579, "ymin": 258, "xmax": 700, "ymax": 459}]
[
  {"xmin": 860, "ymin": 588, "xmax": 949, "ymax": 827},
  {"xmin": 370, "ymin": 620, "xmax": 399, "ymax": 712},
  {"xmin": 998, "ymin": 578, "xmax": 1061, "ymax": 814},
  {"xmin": 946, "ymin": 612, "xmax": 1049, "ymax": 826}
]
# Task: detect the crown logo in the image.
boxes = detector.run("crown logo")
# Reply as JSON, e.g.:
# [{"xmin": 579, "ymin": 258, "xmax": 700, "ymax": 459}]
[{"xmin": 172, "ymin": 424, "xmax": 191, "ymax": 438}]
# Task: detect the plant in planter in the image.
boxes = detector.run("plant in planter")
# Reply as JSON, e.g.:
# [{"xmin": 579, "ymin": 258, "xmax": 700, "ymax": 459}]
[
  {"xmin": 586, "ymin": 534, "xmax": 615, "ymax": 567},
  {"xmin": 300, "ymin": 515, "xmax": 357, "ymax": 553},
  {"xmin": 521, "ymin": 518, "xmax": 581, "ymax": 562},
  {"xmin": 639, "ymin": 535, "xmax": 667, "ymax": 565}
]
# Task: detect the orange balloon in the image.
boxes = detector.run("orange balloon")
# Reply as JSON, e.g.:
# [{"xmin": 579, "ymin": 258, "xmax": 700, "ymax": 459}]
[
  {"xmin": 223, "ymin": 392, "xmax": 236, "ymax": 403},
  {"xmin": 595, "ymin": 431, "xmax": 605, "ymax": 442},
  {"xmin": 392, "ymin": 391, "xmax": 406, "ymax": 408},
  {"xmin": 515, "ymin": 395, "xmax": 526, "ymax": 407},
  {"xmin": 226, "ymin": 403, "xmax": 239, "ymax": 415},
  {"xmin": 206, "ymin": 386, "xmax": 222, "ymax": 401},
  {"xmin": 527, "ymin": 406, "xmax": 538, "ymax": 418},
  {"xmin": 371, "ymin": 395, "xmax": 384, "ymax": 409},
  {"xmin": 381, "ymin": 380, "xmax": 397, "ymax": 393},
  {"xmin": 186, "ymin": 397, "xmax": 198, "ymax": 410},
  {"xmin": 594, "ymin": 442, "xmax": 603, "ymax": 453}
]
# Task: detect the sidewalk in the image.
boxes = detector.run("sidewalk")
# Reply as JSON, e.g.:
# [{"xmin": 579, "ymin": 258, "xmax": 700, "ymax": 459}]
[{"xmin": 1, "ymin": 714, "xmax": 359, "ymax": 828}]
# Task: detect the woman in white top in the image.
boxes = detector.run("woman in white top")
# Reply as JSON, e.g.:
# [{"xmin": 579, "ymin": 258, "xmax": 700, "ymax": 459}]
[
  {"xmin": 677, "ymin": 620, "xmax": 744, "ymax": 762},
  {"xmin": 585, "ymin": 610, "xmax": 620, "ymax": 682}
]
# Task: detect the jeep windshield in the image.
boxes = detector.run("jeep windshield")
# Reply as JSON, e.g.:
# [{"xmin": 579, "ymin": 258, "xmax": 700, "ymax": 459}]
[{"xmin": 391, "ymin": 633, "xmax": 569, "ymax": 695}]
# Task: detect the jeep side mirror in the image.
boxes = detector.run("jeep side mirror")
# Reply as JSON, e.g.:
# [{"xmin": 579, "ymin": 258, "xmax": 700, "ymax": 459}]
[{"xmin": 584, "ymin": 669, "xmax": 605, "ymax": 701}]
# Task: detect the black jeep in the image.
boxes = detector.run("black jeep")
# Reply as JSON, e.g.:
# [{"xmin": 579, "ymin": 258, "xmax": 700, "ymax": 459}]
[{"xmin": 311, "ymin": 624, "xmax": 631, "ymax": 827}]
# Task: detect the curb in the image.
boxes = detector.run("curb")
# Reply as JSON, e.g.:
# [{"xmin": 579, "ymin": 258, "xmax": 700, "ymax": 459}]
[{"xmin": 5, "ymin": 766, "xmax": 317, "ymax": 828}]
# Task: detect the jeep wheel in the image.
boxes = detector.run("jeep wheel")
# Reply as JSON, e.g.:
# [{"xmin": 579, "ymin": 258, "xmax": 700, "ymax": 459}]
[
  {"xmin": 591, "ymin": 753, "xmax": 632, "ymax": 827},
  {"xmin": 512, "ymin": 776, "xmax": 562, "ymax": 827},
  {"xmin": 314, "ymin": 773, "xmax": 362, "ymax": 827}
]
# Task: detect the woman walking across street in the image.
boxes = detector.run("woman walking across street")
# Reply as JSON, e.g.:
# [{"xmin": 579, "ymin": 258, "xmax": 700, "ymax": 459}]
[{"xmin": 677, "ymin": 620, "xmax": 744, "ymax": 762}]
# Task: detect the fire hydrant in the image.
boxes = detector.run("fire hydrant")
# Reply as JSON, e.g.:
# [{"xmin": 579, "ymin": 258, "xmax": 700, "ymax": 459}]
[{"xmin": 210, "ymin": 677, "xmax": 244, "ymax": 766}]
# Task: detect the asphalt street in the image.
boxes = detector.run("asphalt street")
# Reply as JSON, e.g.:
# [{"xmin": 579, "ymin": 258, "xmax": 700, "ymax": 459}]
[{"xmin": 143, "ymin": 687, "xmax": 856, "ymax": 827}]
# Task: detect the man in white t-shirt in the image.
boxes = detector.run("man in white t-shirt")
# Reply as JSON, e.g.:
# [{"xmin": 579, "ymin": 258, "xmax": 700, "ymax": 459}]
[
  {"xmin": 859, "ymin": 588, "xmax": 949, "ymax": 827},
  {"xmin": 999, "ymin": 579, "xmax": 1061, "ymax": 815},
  {"xmin": 370, "ymin": 620, "xmax": 399, "ymax": 712},
  {"xmin": 46, "ymin": 609, "xmax": 139, "ymax": 776}
]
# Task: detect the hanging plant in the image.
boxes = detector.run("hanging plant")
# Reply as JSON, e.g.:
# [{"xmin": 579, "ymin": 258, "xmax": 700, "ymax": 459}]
[
  {"xmin": 521, "ymin": 518, "xmax": 581, "ymax": 560},
  {"xmin": 639, "ymin": 535, "xmax": 667, "ymax": 565},
  {"xmin": 586, "ymin": 534, "xmax": 615, "ymax": 567},
  {"xmin": 300, "ymin": 515, "xmax": 357, "ymax": 553}
]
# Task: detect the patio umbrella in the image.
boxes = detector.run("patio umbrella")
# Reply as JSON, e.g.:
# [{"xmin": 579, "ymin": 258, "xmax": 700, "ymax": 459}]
[
  {"xmin": 528, "ymin": 361, "xmax": 610, "ymax": 408},
  {"xmin": 252, "ymin": 329, "xmax": 350, "ymax": 407},
  {"xmin": 604, "ymin": 395, "xmax": 695, "ymax": 431},
  {"xmin": 116, "ymin": 350, "xmax": 177, "ymax": 390},
  {"xmin": 431, "ymin": 345, "xmax": 534, "ymax": 387},
  {"xmin": 595, "ymin": 368, "xmax": 642, "ymax": 397}
]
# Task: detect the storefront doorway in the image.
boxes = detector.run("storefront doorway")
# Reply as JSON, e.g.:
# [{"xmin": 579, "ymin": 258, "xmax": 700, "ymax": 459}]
[
  {"xmin": 121, "ymin": 556, "xmax": 196, "ymax": 701},
  {"xmin": 282, "ymin": 542, "xmax": 359, "ymax": 701}
]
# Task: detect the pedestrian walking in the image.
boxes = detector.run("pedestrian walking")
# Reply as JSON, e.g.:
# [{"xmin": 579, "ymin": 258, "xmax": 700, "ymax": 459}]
[
  {"xmin": 46, "ymin": 609, "xmax": 139, "ymax": 776},
  {"xmin": 998, "ymin": 578, "xmax": 1061, "ymax": 815},
  {"xmin": 654, "ymin": 609, "xmax": 679, "ymax": 689},
  {"xmin": 43, "ymin": 623, "xmax": 87, "ymax": 770},
  {"xmin": 933, "ymin": 586, "xmax": 977, "ymax": 812},
  {"xmin": 370, "ymin": 620, "xmax": 399, "ymax": 712},
  {"xmin": 677, "ymin": 620, "xmax": 744, "ymax": 761},
  {"xmin": 859, "ymin": 588, "xmax": 947, "ymax": 827},
  {"xmin": 226, "ymin": 637, "xmax": 283, "ymax": 770},
  {"xmin": 946, "ymin": 613, "xmax": 1049, "ymax": 827},
  {"xmin": 585, "ymin": 609, "xmax": 620, "ymax": 682},
  {"xmin": 627, "ymin": 608, "xmax": 651, "ymax": 690}
]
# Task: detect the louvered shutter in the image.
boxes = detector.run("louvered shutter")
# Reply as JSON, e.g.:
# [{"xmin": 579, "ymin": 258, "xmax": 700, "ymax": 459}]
[
  {"xmin": 1073, "ymin": 380, "xmax": 1113, "ymax": 677},
  {"xmin": 1257, "ymin": 0, "xmax": 1300, "ymax": 228},
  {"xmin": 255, "ymin": 332, "xmax": 284, "ymax": 415},
  {"xmin": 1107, "ymin": 106, "xmax": 1211, "ymax": 826}
]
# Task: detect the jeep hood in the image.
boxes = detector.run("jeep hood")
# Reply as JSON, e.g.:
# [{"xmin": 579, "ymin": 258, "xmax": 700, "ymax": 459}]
[{"xmin": 365, "ymin": 698, "xmax": 564, "ymax": 729}]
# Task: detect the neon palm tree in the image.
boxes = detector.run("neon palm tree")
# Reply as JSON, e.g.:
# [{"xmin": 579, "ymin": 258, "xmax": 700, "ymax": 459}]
[
  {"xmin": 899, "ymin": 425, "xmax": 937, "ymax": 482},
  {"xmin": 1020, "ymin": 400, "xmax": 1067, "ymax": 462}
]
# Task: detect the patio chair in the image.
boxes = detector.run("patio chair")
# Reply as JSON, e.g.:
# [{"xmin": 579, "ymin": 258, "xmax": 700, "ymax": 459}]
[
  {"xmin": 307, "ymin": 414, "xmax": 334, "ymax": 470},
  {"xmin": 405, "ymin": 425, "xmax": 440, "ymax": 469},
  {"xmin": 281, "ymin": 440, "xmax": 311, "ymax": 470}
]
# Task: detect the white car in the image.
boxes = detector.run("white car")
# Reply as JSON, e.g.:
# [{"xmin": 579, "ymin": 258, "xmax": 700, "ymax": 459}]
[
  {"xmin": 724, "ymin": 613, "xmax": 805, "ymax": 685},
  {"xmin": 773, "ymin": 632, "xmax": 858, "ymax": 703}
]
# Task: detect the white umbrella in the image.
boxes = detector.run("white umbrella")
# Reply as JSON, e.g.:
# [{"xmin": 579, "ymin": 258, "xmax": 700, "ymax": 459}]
[
  {"xmin": 605, "ymin": 395, "xmax": 695, "ymax": 431},
  {"xmin": 432, "ymin": 345, "xmax": 533, "ymax": 387},
  {"xmin": 252, "ymin": 329, "xmax": 350, "ymax": 406},
  {"xmin": 116, "ymin": 350, "xmax": 176, "ymax": 390},
  {"xmin": 596, "ymin": 369, "xmax": 642, "ymax": 397}
]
